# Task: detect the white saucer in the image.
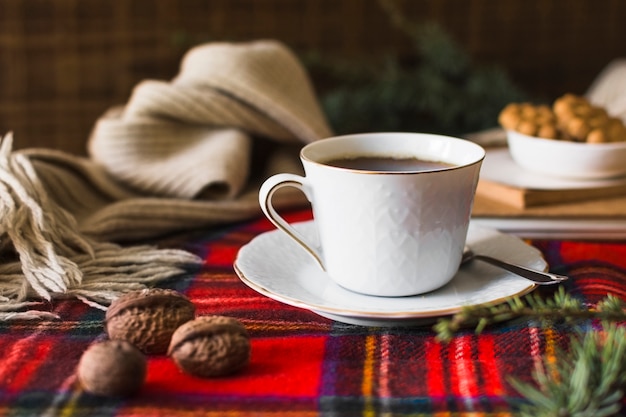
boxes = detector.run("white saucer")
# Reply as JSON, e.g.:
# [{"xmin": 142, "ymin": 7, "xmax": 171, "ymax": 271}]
[
  {"xmin": 234, "ymin": 220, "xmax": 544, "ymax": 326},
  {"xmin": 481, "ymin": 148, "xmax": 626, "ymax": 189}
]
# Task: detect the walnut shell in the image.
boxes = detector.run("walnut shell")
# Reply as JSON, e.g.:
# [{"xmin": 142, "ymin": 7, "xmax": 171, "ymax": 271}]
[
  {"xmin": 77, "ymin": 340, "xmax": 146, "ymax": 397},
  {"xmin": 168, "ymin": 315, "xmax": 251, "ymax": 378},
  {"xmin": 106, "ymin": 288, "xmax": 195, "ymax": 355}
]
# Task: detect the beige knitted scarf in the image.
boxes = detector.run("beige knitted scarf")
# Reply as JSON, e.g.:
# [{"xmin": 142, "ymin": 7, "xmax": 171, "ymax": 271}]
[
  {"xmin": 0, "ymin": 133, "xmax": 202, "ymax": 319},
  {"xmin": 1, "ymin": 40, "xmax": 332, "ymax": 319}
]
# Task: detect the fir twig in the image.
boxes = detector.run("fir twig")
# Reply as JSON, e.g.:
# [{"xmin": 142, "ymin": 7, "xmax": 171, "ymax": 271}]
[
  {"xmin": 433, "ymin": 287, "xmax": 626, "ymax": 343},
  {"xmin": 307, "ymin": 0, "xmax": 527, "ymax": 136},
  {"xmin": 510, "ymin": 322, "xmax": 626, "ymax": 417},
  {"xmin": 434, "ymin": 289, "xmax": 626, "ymax": 416}
]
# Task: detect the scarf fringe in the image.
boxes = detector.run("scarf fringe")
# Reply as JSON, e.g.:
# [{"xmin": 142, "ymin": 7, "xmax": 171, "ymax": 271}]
[{"xmin": 0, "ymin": 133, "xmax": 202, "ymax": 319}]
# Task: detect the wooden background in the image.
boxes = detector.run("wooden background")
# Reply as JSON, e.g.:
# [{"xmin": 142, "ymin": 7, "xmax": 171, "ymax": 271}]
[{"xmin": 1, "ymin": 0, "xmax": 624, "ymax": 155}]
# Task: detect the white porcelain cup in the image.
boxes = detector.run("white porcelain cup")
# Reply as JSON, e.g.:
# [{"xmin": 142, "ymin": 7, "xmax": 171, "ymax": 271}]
[{"xmin": 259, "ymin": 132, "xmax": 485, "ymax": 297}]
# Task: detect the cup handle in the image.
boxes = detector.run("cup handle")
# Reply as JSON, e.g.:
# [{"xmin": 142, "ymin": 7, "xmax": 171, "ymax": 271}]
[{"xmin": 258, "ymin": 173, "xmax": 325, "ymax": 270}]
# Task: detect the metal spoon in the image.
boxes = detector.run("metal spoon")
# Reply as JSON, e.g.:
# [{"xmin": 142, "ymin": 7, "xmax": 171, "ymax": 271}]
[{"xmin": 462, "ymin": 245, "xmax": 568, "ymax": 285}]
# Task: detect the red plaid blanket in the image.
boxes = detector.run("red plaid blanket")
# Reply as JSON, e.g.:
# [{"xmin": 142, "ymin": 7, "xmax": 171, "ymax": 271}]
[{"xmin": 1, "ymin": 209, "xmax": 624, "ymax": 416}]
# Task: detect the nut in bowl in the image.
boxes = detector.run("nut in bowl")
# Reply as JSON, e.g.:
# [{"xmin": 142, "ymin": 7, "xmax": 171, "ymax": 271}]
[
  {"xmin": 499, "ymin": 94, "xmax": 626, "ymax": 180},
  {"xmin": 506, "ymin": 129, "xmax": 626, "ymax": 180}
]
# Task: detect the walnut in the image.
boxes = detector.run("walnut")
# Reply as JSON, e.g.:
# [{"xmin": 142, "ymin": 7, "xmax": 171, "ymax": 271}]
[
  {"xmin": 168, "ymin": 315, "xmax": 251, "ymax": 378},
  {"xmin": 106, "ymin": 288, "xmax": 195, "ymax": 355},
  {"xmin": 77, "ymin": 340, "xmax": 146, "ymax": 397}
]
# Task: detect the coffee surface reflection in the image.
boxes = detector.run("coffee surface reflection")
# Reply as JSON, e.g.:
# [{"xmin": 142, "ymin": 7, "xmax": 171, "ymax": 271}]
[{"xmin": 323, "ymin": 156, "xmax": 453, "ymax": 172}]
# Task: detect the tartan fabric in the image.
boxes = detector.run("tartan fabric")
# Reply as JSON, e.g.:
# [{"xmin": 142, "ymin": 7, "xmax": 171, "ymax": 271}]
[{"xmin": 0, "ymin": 208, "xmax": 625, "ymax": 416}]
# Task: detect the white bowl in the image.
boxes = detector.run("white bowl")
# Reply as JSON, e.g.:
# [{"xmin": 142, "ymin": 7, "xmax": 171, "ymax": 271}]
[{"xmin": 506, "ymin": 130, "xmax": 626, "ymax": 180}]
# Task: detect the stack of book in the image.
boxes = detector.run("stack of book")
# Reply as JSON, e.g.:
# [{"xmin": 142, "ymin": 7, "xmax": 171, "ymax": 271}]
[{"xmin": 471, "ymin": 147, "xmax": 626, "ymax": 240}]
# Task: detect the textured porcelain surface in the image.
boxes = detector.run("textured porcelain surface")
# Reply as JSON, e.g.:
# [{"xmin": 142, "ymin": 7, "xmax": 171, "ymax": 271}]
[
  {"xmin": 234, "ymin": 220, "xmax": 543, "ymax": 327},
  {"xmin": 507, "ymin": 130, "xmax": 626, "ymax": 180},
  {"xmin": 259, "ymin": 133, "xmax": 484, "ymax": 297}
]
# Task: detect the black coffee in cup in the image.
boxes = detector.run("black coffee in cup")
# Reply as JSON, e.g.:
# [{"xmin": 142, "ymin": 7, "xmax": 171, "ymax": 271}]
[{"xmin": 324, "ymin": 156, "xmax": 454, "ymax": 172}]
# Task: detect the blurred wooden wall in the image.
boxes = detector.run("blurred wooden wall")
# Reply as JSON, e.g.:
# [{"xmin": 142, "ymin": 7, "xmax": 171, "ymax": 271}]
[{"xmin": 1, "ymin": 0, "xmax": 624, "ymax": 155}]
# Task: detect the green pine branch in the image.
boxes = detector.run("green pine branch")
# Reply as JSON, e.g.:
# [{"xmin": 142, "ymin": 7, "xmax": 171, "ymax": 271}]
[
  {"xmin": 433, "ymin": 288, "xmax": 626, "ymax": 416},
  {"xmin": 433, "ymin": 288, "xmax": 626, "ymax": 342},
  {"xmin": 511, "ymin": 322, "xmax": 626, "ymax": 417},
  {"xmin": 308, "ymin": 0, "xmax": 527, "ymax": 136}
]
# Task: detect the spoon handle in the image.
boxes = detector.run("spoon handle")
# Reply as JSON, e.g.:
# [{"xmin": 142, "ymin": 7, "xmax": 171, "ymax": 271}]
[{"xmin": 473, "ymin": 254, "xmax": 568, "ymax": 285}]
